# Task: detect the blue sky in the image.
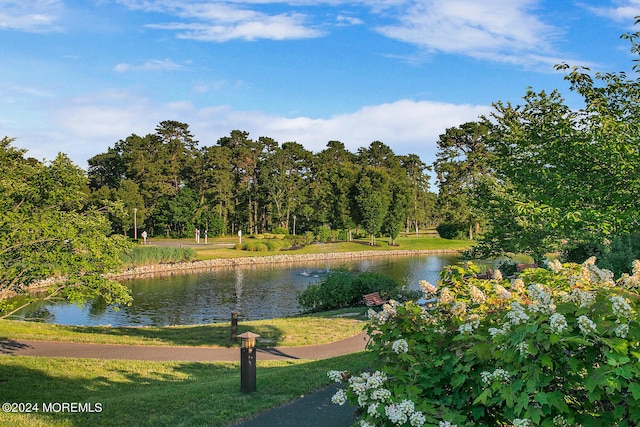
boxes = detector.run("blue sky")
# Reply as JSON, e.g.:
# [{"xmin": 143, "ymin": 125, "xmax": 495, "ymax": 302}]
[{"xmin": 2, "ymin": 0, "xmax": 639, "ymax": 174}]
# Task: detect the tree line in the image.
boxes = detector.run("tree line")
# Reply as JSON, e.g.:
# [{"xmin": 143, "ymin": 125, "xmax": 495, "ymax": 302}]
[{"xmin": 87, "ymin": 126, "xmax": 436, "ymax": 244}]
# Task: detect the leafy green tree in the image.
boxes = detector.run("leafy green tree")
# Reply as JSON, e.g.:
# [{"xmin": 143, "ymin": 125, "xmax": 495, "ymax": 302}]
[
  {"xmin": 0, "ymin": 137, "xmax": 131, "ymax": 317},
  {"xmin": 433, "ymin": 122, "xmax": 491, "ymax": 240},
  {"xmin": 474, "ymin": 49, "xmax": 640, "ymax": 264},
  {"xmin": 355, "ymin": 166, "xmax": 391, "ymax": 245},
  {"xmin": 400, "ymin": 154, "xmax": 432, "ymax": 234},
  {"xmin": 311, "ymin": 141, "xmax": 360, "ymax": 237},
  {"xmin": 261, "ymin": 141, "xmax": 312, "ymax": 231},
  {"xmin": 191, "ymin": 145, "xmax": 234, "ymax": 234}
]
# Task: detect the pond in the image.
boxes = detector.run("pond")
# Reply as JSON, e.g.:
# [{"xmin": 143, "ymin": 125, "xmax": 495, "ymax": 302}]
[{"xmin": 14, "ymin": 254, "xmax": 490, "ymax": 327}]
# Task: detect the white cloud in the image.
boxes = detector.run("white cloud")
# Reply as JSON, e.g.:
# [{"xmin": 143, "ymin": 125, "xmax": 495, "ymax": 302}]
[
  {"xmin": 0, "ymin": 0, "xmax": 63, "ymax": 32},
  {"xmin": 119, "ymin": 0, "xmax": 324, "ymax": 41},
  {"xmin": 36, "ymin": 92, "xmax": 489, "ymax": 169},
  {"xmin": 114, "ymin": 59, "xmax": 187, "ymax": 72},
  {"xmin": 584, "ymin": 0, "xmax": 640, "ymax": 23},
  {"xmin": 376, "ymin": 0, "xmax": 561, "ymax": 66}
]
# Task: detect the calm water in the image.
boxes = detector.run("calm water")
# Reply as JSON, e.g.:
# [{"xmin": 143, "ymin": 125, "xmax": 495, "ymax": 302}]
[{"xmin": 15, "ymin": 254, "xmax": 477, "ymax": 327}]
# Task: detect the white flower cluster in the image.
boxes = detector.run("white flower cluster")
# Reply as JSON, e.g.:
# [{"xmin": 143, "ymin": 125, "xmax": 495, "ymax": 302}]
[
  {"xmin": 331, "ymin": 389, "xmax": 348, "ymax": 405},
  {"xmin": 328, "ymin": 370, "xmax": 346, "ymax": 383},
  {"xmin": 384, "ymin": 400, "xmax": 426, "ymax": 426},
  {"xmin": 420, "ymin": 280, "xmax": 437, "ymax": 295},
  {"xmin": 527, "ymin": 284, "xmax": 556, "ymax": 314},
  {"xmin": 549, "ymin": 313, "xmax": 569, "ymax": 334},
  {"xmin": 512, "ymin": 418, "xmax": 533, "ymax": 427},
  {"xmin": 458, "ymin": 314, "xmax": 480, "ymax": 335},
  {"xmin": 614, "ymin": 323, "xmax": 629, "ymax": 338},
  {"xmin": 563, "ymin": 289, "xmax": 595, "ymax": 308},
  {"xmin": 451, "ymin": 302, "xmax": 467, "ymax": 317},
  {"xmin": 359, "ymin": 421, "xmax": 375, "ymax": 427},
  {"xmin": 367, "ymin": 302, "xmax": 398, "ymax": 324},
  {"xmin": 553, "ymin": 414, "xmax": 569, "ymax": 427},
  {"xmin": 439, "ymin": 287, "xmax": 454, "ymax": 304},
  {"xmin": 439, "ymin": 421, "xmax": 457, "ymax": 427},
  {"xmin": 619, "ymin": 261, "xmax": 640, "ymax": 287},
  {"xmin": 392, "ymin": 339, "xmax": 409, "ymax": 354},
  {"xmin": 488, "ymin": 323, "xmax": 511, "ymax": 337},
  {"xmin": 549, "ymin": 259, "xmax": 563, "ymax": 273},
  {"xmin": 481, "ymin": 368, "xmax": 511, "ymax": 386},
  {"xmin": 511, "ymin": 278, "xmax": 526, "ymax": 293},
  {"xmin": 610, "ymin": 295, "xmax": 633, "ymax": 320},
  {"xmin": 495, "ymin": 284, "xmax": 512, "ymax": 299},
  {"xmin": 576, "ymin": 257, "xmax": 615, "ymax": 287},
  {"xmin": 506, "ymin": 302, "xmax": 530, "ymax": 325},
  {"xmin": 470, "ymin": 286, "xmax": 486, "ymax": 304},
  {"xmin": 577, "ymin": 315, "xmax": 597, "ymax": 335},
  {"xmin": 516, "ymin": 341, "xmax": 529, "ymax": 355},
  {"xmin": 339, "ymin": 369, "xmax": 425, "ymax": 426}
]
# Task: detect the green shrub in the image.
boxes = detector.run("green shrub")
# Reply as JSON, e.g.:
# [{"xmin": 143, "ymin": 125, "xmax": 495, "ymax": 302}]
[
  {"xmin": 263, "ymin": 239, "xmax": 286, "ymax": 251},
  {"xmin": 329, "ymin": 258, "xmax": 640, "ymax": 427},
  {"xmin": 297, "ymin": 271, "xmax": 354, "ymax": 312},
  {"xmin": 496, "ymin": 259, "xmax": 518, "ymax": 277},
  {"xmin": 436, "ymin": 222, "xmax": 468, "ymax": 239},
  {"xmin": 297, "ymin": 271, "xmax": 403, "ymax": 312},
  {"xmin": 244, "ymin": 242, "xmax": 268, "ymax": 252},
  {"xmin": 562, "ymin": 241, "xmax": 604, "ymax": 264},
  {"xmin": 272, "ymin": 227, "xmax": 289, "ymax": 236},
  {"xmin": 351, "ymin": 272, "xmax": 402, "ymax": 300}
]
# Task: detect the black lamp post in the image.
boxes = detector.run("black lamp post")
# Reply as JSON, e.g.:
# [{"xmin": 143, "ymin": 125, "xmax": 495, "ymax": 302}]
[{"xmin": 238, "ymin": 331, "xmax": 260, "ymax": 393}]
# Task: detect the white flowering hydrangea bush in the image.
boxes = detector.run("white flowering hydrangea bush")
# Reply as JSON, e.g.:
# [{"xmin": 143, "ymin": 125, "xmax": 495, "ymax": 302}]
[{"xmin": 329, "ymin": 259, "xmax": 640, "ymax": 426}]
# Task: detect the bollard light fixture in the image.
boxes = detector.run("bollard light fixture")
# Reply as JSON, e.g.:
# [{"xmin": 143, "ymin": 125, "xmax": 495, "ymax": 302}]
[
  {"xmin": 238, "ymin": 331, "xmax": 260, "ymax": 348},
  {"xmin": 238, "ymin": 331, "xmax": 260, "ymax": 393}
]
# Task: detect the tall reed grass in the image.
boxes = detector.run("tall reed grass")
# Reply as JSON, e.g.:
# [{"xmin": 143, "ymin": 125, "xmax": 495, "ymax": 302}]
[{"xmin": 120, "ymin": 245, "xmax": 196, "ymax": 267}]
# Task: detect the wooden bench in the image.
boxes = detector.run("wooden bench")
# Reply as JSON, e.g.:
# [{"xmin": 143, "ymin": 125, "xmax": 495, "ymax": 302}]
[
  {"xmin": 363, "ymin": 292, "xmax": 387, "ymax": 307},
  {"xmin": 517, "ymin": 263, "xmax": 538, "ymax": 272}
]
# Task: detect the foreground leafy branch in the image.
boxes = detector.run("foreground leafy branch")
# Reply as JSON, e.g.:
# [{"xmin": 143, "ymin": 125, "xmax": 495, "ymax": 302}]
[{"xmin": 330, "ymin": 259, "xmax": 640, "ymax": 426}]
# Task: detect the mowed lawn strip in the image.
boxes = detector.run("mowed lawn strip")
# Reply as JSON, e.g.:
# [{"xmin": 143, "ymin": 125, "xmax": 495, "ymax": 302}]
[
  {"xmin": 0, "ymin": 308, "xmax": 367, "ymax": 347},
  {"xmin": 0, "ymin": 352, "xmax": 372, "ymax": 427}
]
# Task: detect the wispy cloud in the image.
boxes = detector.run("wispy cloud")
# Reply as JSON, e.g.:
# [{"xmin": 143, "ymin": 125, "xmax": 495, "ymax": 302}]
[
  {"xmin": 583, "ymin": 0, "xmax": 640, "ymax": 23},
  {"xmin": 114, "ymin": 58, "xmax": 188, "ymax": 72},
  {"xmin": 0, "ymin": 0, "xmax": 63, "ymax": 32},
  {"xmin": 118, "ymin": 0, "xmax": 324, "ymax": 41},
  {"xmin": 375, "ymin": 0, "xmax": 562, "ymax": 66}
]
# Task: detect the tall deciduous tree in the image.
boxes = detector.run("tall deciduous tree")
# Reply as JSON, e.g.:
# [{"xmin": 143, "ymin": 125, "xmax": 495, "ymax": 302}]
[
  {"xmin": 433, "ymin": 122, "xmax": 491, "ymax": 239},
  {"xmin": 0, "ymin": 137, "xmax": 131, "ymax": 317},
  {"xmin": 355, "ymin": 166, "xmax": 391, "ymax": 245},
  {"xmin": 473, "ymin": 19, "xmax": 640, "ymax": 263}
]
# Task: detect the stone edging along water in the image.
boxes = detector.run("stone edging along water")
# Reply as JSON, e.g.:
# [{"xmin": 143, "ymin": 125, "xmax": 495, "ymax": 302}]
[{"xmin": 109, "ymin": 249, "xmax": 462, "ymax": 280}]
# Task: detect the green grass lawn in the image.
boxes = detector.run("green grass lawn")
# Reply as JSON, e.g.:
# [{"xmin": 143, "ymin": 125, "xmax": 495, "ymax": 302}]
[
  {"xmin": 0, "ymin": 308, "xmax": 367, "ymax": 347},
  {"xmin": 193, "ymin": 235, "xmax": 472, "ymax": 261},
  {"xmin": 0, "ymin": 352, "xmax": 372, "ymax": 427}
]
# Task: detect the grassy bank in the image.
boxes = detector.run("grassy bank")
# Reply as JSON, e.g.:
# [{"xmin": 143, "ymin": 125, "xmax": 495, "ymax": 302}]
[
  {"xmin": 193, "ymin": 235, "xmax": 472, "ymax": 261},
  {"xmin": 0, "ymin": 352, "xmax": 371, "ymax": 427},
  {"xmin": 0, "ymin": 309, "xmax": 366, "ymax": 347}
]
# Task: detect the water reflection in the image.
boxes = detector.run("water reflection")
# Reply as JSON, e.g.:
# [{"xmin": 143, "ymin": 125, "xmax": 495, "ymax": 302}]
[{"xmin": 15, "ymin": 254, "xmax": 470, "ymax": 327}]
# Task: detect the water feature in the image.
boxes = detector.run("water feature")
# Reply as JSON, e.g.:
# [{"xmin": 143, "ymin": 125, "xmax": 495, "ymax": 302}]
[{"xmin": 14, "ymin": 254, "xmax": 477, "ymax": 327}]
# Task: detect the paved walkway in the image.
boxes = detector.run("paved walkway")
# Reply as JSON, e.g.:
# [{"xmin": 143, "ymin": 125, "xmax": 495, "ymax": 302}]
[
  {"xmin": 0, "ymin": 331, "xmax": 369, "ymax": 361},
  {"xmin": 1, "ymin": 332, "xmax": 366, "ymax": 426}
]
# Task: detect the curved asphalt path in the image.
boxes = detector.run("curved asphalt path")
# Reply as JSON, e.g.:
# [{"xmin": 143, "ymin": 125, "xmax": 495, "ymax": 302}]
[{"xmin": 0, "ymin": 331, "xmax": 369, "ymax": 361}]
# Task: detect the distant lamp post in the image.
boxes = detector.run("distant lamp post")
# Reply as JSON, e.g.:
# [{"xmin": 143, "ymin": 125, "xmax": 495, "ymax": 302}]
[
  {"xmin": 230, "ymin": 310, "xmax": 240, "ymax": 342},
  {"xmin": 293, "ymin": 215, "xmax": 296, "ymax": 236},
  {"xmin": 133, "ymin": 208, "xmax": 138, "ymax": 240},
  {"xmin": 238, "ymin": 229, "xmax": 242, "ymax": 244},
  {"xmin": 238, "ymin": 331, "xmax": 260, "ymax": 393}
]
